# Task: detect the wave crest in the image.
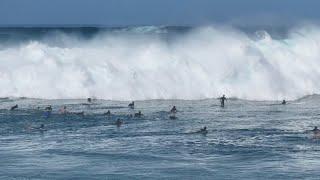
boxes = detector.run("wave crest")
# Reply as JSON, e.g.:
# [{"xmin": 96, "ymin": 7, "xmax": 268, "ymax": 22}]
[{"xmin": 0, "ymin": 26, "xmax": 320, "ymax": 100}]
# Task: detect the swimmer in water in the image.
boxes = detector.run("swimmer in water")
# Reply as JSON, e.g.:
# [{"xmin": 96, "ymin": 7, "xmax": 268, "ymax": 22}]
[
  {"xmin": 87, "ymin": 98, "xmax": 92, "ymax": 103},
  {"xmin": 170, "ymin": 106, "xmax": 177, "ymax": 114},
  {"xmin": 104, "ymin": 110, "xmax": 111, "ymax": 116},
  {"xmin": 134, "ymin": 111, "xmax": 143, "ymax": 118},
  {"xmin": 219, "ymin": 95, "xmax": 227, "ymax": 107},
  {"xmin": 115, "ymin": 119, "xmax": 123, "ymax": 127},
  {"xmin": 312, "ymin": 126, "xmax": 320, "ymax": 134},
  {"xmin": 45, "ymin": 105, "xmax": 52, "ymax": 112},
  {"xmin": 26, "ymin": 124, "xmax": 46, "ymax": 132},
  {"xmin": 128, "ymin": 101, "xmax": 135, "ymax": 109},
  {"xmin": 44, "ymin": 105, "xmax": 52, "ymax": 118},
  {"xmin": 10, "ymin": 104, "xmax": 18, "ymax": 111},
  {"xmin": 197, "ymin": 126, "xmax": 208, "ymax": 134},
  {"xmin": 282, "ymin": 100, "xmax": 286, "ymax": 105},
  {"xmin": 59, "ymin": 106, "xmax": 68, "ymax": 114},
  {"xmin": 37, "ymin": 124, "xmax": 46, "ymax": 131},
  {"xmin": 73, "ymin": 111, "xmax": 84, "ymax": 116}
]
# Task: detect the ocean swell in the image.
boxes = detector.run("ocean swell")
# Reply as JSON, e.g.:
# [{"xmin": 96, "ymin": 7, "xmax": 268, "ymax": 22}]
[{"xmin": 0, "ymin": 26, "xmax": 320, "ymax": 100}]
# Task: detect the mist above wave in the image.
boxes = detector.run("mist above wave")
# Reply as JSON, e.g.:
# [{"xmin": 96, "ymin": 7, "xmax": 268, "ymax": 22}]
[{"xmin": 0, "ymin": 25, "xmax": 319, "ymax": 100}]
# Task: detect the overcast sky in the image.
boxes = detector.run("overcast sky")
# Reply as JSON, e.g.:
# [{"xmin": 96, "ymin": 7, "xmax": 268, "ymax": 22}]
[{"xmin": 0, "ymin": 0, "xmax": 320, "ymax": 26}]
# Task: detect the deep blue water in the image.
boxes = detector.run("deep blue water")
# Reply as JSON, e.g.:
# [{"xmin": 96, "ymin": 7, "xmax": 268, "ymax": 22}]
[{"xmin": 1, "ymin": 96, "xmax": 320, "ymax": 179}]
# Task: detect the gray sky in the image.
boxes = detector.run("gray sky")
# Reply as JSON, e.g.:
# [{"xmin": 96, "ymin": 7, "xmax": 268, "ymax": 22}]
[{"xmin": 0, "ymin": 0, "xmax": 320, "ymax": 26}]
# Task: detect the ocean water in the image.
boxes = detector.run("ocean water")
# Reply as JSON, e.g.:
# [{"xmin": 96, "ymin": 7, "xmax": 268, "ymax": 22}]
[
  {"xmin": 1, "ymin": 25, "xmax": 320, "ymax": 179},
  {"xmin": 1, "ymin": 96, "xmax": 320, "ymax": 179}
]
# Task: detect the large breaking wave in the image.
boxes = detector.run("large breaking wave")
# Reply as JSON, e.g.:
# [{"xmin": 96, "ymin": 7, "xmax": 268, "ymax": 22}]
[{"xmin": 0, "ymin": 25, "xmax": 320, "ymax": 100}]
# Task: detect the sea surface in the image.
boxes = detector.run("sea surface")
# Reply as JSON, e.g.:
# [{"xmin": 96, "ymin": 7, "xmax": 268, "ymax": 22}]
[{"xmin": 1, "ymin": 96, "xmax": 320, "ymax": 179}]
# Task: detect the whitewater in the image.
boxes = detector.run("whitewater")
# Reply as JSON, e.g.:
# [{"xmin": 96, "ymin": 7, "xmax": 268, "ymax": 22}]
[
  {"xmin": 1, "ymin": 25, "xmax": 320, "ymax": 100},
  {"xmin": 2, "ymin": 26, "xmax": 320, "ymax": 180}
]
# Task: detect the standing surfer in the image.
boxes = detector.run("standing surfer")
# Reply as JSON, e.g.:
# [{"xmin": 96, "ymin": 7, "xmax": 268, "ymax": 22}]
[{"xmin": 219, "ymin": 95, "xmax": 227, "ymax": 107}]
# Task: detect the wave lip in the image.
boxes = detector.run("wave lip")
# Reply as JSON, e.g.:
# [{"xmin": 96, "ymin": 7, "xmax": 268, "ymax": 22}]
[{"xmin": 0, "ymin": 25, "xmax": 320, "ymax": 101}]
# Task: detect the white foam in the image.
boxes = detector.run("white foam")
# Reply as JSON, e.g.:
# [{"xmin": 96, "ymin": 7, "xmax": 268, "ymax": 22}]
[{"xmin": 1, "ymin": 26, "xmax": 320, "ymax": 100}]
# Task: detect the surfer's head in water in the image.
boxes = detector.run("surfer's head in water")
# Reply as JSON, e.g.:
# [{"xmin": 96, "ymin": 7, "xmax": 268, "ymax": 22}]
[
  {"xmin": 313, "ymin": 126, "xmax": 318, "ymax": 131},
  {"xmin": 116, "ymin": 119, "xmax": 123, "ymax": 127},
  {"xmin": 87, "ymin": 98, "xmax": 92, "ymax": 103},
  {"xmin": 197, "ymin": 126, "xmax": 208, "ymax": 134},
  {"xmin": 59, "ymin": 106, "xmax": 67, "ymax": 114},
  {"xmin": 282, "ymin": 100, "xmax": 286, "ymax": 105},
  {"xmin": 134, "ymin": 111, "xmax": 143, "ymax": 117}
]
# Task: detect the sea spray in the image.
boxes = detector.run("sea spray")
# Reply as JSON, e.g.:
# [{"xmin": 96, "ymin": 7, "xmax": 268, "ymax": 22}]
[{"xmin": 0, "ymin": 26, "xmax": 320, "ymax": 100}]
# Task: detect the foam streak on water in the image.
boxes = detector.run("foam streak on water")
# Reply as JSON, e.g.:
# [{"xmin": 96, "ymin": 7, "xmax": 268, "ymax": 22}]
[{"xmin": 1, "ymin": 26, "xmax": 320, "ymax": 100}]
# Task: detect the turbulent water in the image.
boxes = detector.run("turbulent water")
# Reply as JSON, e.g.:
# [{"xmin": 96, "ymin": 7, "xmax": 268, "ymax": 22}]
[
  {"xmin": 1, "ymin": 25, "xmax": 320, "ymax": 100},
  {"xmin": 1, "ymin": 26, "xmax": 320, "ymax": 179},
  {"xmin": 1, "ymin": 96, "xmax": 320, "ymax": 179}
]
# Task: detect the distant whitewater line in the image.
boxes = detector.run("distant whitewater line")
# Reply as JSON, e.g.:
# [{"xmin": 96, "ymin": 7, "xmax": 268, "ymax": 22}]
[{"xmin": 0, "ymin": 25, "xmax": 320, "ymax": 101}]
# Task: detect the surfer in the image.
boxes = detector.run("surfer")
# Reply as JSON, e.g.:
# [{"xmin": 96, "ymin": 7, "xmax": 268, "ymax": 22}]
[
  {"xmin": 197, "ymin": 126, "xmax": 208, "ymax": 134},
  {"xmin": 38, "ymin": 124, "xmax": 46, "ymax": 131},
  {"xmin": 128, "ymin": 101, "xmax": 134, "ymax": 109},
  {"xmin": 115, "ymin": 119, "xmax": 123, "ymax": 127},
  {"xmin": 312, "ymin": 126, "xmax": 320, "ymax": 134},
  {"xmin": 169, "ymin": 106, "xmax": 177, "ymax": 119},
  {"xmin": 104, "ymin": 110, "xmax": 111, "ymax": 116},
  {"xmin": 59, "ymin": 106, "xmax": 68, "ymax": 114},
  {"xmin": 72, "ymin": 111, "xmax": 84, "ymax": 116},
  {"xmin": 219, "ymin": 95, "xmax": 227, "ymax": 107},
  {"xmin": 282, "ymin": 100, "xmax": 286, "ymax": 105},
  {"xmin": 87, "ymin": 98, "xmax": 92, "ymax": 103},
  {"xmin": 170, "ymin": 106, "xmax": 177, "ymax": 113},
  {"xmin": 27, "ymin": 124, "xmax": 46, "ymax": 132},
  {"xmin": 45, "ymin": 105, "xmax": 52, "ymax": 112},
  {"xmin": 10, "ymin": 104, "xmax": 18, "ymax": 111},
  {"xmin": 44, "ymin": 105, "xmax": 52, "ymax": 118},
  {"xmin": 134, "ymin": 111, "xmax": 143, "ymax": 118}
]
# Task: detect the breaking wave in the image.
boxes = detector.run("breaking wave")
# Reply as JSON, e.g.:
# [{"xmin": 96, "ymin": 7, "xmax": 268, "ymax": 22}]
[{"xmin": 0, "ymin": 25, "xmax": 320, "ymax": 100}]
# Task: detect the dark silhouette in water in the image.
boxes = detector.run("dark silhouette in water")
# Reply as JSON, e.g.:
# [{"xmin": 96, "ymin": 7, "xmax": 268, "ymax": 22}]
[
  {"xmin": 134, "ymin": 111, "xmax": 143, "ymax": 118},
  {"xmin": 72, "ymin": 111, "xmax": 84, "ymax": 116},
  {"xmin": 45, "ymin": 105, "xmax": 52, "ymax": 112},
  {"xmin": 312, "ymin": 126, "xmax": 320, "ymax": 134},
  {"xmin": 104, "ymin": 110, "xmax": 111, "ymax": 116},
  {"xmin": 87, "ymin": 98, "xmax": 92, "ymax": 103},
  {"xmin": 282, "ymin": 100, "xmax": 286, "ymax": 105},
  {"xmin": 26, "ymin": 124, "xmax": 46, "ymax": 132},
  {"xmin": 10, "ymin": 104, "xmax": 18, "ymax": 111},
  {"xmin": 219, "ymin": 95, "xmax": 227, "ymax": 107},
  {"xmin": 35, "ymin": 124, "xmax": 46, "ymax": 132},
  {"xmin": 59, "ymin": 106, "xmax": 68, "ymax": 114},
  {"xmin": 115, "ymin": 119, "xmax": 123, "ymax": 127},
  {"xmin": 128, "ymin": 101, "xmax": 135, "ymax": 109},
  {"xmin": 44, "ymin": 106, "xmax": 52, "ymax": 118},
  {"xmin": 197, "ymin": 126, "xmax": 208, "ymax": 134},
  {"xmin": 169, "ymin": 106, "xmax": 177, "ymax": 119},
  {"xmin": 170, "ymin": 106, "xmax": 177, "ymax": 113}
]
